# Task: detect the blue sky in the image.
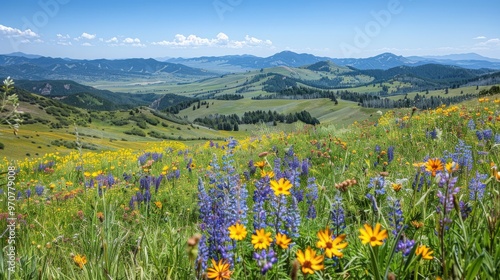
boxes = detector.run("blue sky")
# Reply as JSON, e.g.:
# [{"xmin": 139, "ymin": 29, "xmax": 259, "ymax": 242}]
[{"xmin": 1, "ymin": 0, "xmax": 499, "ymax": 59}]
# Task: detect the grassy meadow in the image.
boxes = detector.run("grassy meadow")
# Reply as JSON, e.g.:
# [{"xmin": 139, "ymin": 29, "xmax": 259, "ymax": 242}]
[{"xmin": 1, "ymin": 94, "xmax": 500, "ymax": 279}]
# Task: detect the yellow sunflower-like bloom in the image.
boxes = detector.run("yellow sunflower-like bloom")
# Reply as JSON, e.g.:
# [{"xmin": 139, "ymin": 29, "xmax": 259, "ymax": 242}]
[
  {"xmin": 207, "ymin": 259, "xmax": 232, "ymax": 280},
  {"xmin": 254, "ymin": 161, "xmax": 267, "ymax": 170},
  {"xmin": 359, "ymin": 223, "xmax": 388, "ymax": 247},
  {"xmin": 251, "ymin": 228, "xmax": 272, "ymax": 250},
  {"xmin": 73, "ymin": 254, "xmax": 87, "ymax": 269},
  {"xmin": 425, "ymin": 158, "xmax": 444, "ymax": 177},
  {"xmin": 228, "ymin": 223, "xmax": 247, "ymax": 241},
  {"xmin": 296, "ymin": 247, "xmax": 324, "ymax": 274},
  {"xmin": 316, "ymin": 228, "xmax": 348, "ymax": 258},
  {"xmin": 416, "ymin": 245, "xmax": 434, "ymax": 260},
  {"xmin": 270, "ymin": 178, "xmax": 292, "ymax": 196},
  {"xmin": 275, "ymin": 232, "xmax": 292, "ymax": 249}
]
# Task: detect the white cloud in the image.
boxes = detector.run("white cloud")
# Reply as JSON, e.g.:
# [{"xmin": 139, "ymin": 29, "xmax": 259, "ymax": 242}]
[
  {"xmin": 476, "ymin": 38, "xmax": 500, "ymax": 47},
  {"xmin": 216, "ymin": 32, "xmax": 229, "ymax": 42},
  {"xmin": 57, "ymin": 41, "xmax": 72, "ymax": 46},
  {"xmin": 242, "ymin": 35, "xmax": 272, "ymax": 47},
  {"xmin": 81, "ymin": 42, "xmax": 92, "ymax": 46},
  {"xmin": 56, "ymin": 33, "xmax": 70, "ymax": 39},
  {"xmin": 123, "ymin": 37, "xmax": 141, "ymax": 44},
  {"xmin": 122, "ymin": 37, "xmax": 145, "ymax": 47},
  {"xmin": 152, "ymin": 32, "xmax": 272, "ymax": 49},
  {"xmin": 80, "ymin": 32, "xmax": 96, "ymax": 40},
  {"xmin": 473, "ymin": 36, "xmax": 487, "ymax": 40},
  {"xmin": 0, "ymin": 24, "xmax": 38, "ymax": 38},
  {"xmin": 106, "ymin": 37, "xmax": 119, "ymax": 43}
]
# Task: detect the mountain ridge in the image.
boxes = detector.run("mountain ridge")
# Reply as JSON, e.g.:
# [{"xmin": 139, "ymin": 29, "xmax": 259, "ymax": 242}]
[{"xmin": 166, "ymin": 51, "xmax": 500, "ymax": 72}]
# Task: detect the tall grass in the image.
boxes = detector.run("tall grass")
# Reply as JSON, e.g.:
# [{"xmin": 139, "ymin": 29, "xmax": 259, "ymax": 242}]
[{"xmin": 1, "ymin": 98, "xmax": 500, "ymax": 279}]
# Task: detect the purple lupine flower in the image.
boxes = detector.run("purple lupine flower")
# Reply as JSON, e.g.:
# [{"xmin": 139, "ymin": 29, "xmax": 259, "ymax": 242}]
[
  {"xmin": 387, "ymin": 146, "xmax": 395, "ymax": 163},
  {"xmin": 269, "ymin": 194, "xmax": 286, "ymax": 234},
  {"xmin": 248, "ymin": 160, "xmax": 257, "ymax": 176},
  {"xmin": 243, "ymin": 171, "xmax": 251, "ymax": 181},
  {"xmin": 151, "ymin": 152, "xmax": 163, "ymax": 162},
  {"xmin": 273, "ymin": 157, "xmax": 283, "ymax": 180},
  {"xmin": 25, "ymin": 189, "xmax": 32, "ymax": 198},
  {"xmin": 388, "ymin": 197, "xmax": 404, "ymax": 235},
  {"xmin": 459, "ymin": 201, "xmax": 472, "ymax": 220},
  {"xmin": 135, "ymin": 192, "xmax": 144, "ymax": 204},
  {"xmin": 306, "ymin": 177, "xmax": 318, "ymax": 219},
  {"xmin": 301, "ymin": 159, "xmax": 310, "ymax": 176},
  {"xmin": 331, "ymin": 194, "xmax": 346, "ymax": 234},
  {"xmin": 426, "ymin": 129, "xmax": 438, "ymax": 139},
  {"xmin": 396, "ymin": 238, "xmax": 416, "ymax": 257},
  {"xmin": 436, "ymin": 171, "xmax": 459, "ymax": 229},
  {"xmin": 123, "ymin": 173, "xmax": 132, "ymax": 182},
  {"xmin": 35, "ymin": 160, "xmax": 55, "ymax": 172},
  {"xmin": 105, "ymin": 174, "xmax": 115, "ymax": 187},
  {"xmin": 495, "ymin": 134, "xmax": 500, "ymax": 144},
  {"xmin": 283, "ymin": 196, "xmax": 301, "ymax": 238},
  {"xmin": 366, "ymin": 193, "xmax": 379, "ymax": 212},
  {"xmin": 452, "ymin": 140, "xmax": 473, "ymax": 173},
  {"xmin": 17, "ymin": 191, "xmax": 22, "ymax": 200},
  {"xmin": 35, "ymin": 185, "xmax": 44, "ymax": 196},
  {"xmin": 227, "ymin": 138, "xmax": 238, "ymax": 149},
  {"xmin": 140, "ymin": 175, "xmax": 151, "ymax": 191},
  {"xmin": 467, "ymin": 119, "xmax": 475, "ymax": 130},
  {"xmin": 196, "ymin": 235, "xmax": 209, "ymax": 272},
  {"xmin": 368, "ymin": 176, "xmax": 386, "ymax": 195},
  {"xmin": 253, "ymin": 177, "xmax": 272, "ymax": 230},
  {"xmin": 197, "ymin": 178, "xmax": 212, "ymax": 231},
  {"xmin": 86, "ymin": 179, "xmax": 95, "ymax": 188},
  {"xmin": 476, "ymin": 130, "xmax": 484, "ymax": 141},
  {"xmin": 196, "ymin": 140, "xmax": 243, "ymax": 269},
  {"xmin": 144, "ymin": 189, "xmax": 151, "ymax": 203},
  {"xmin": 253, "ymin": 249, "xmax": 278, "ymax": 275},
  {"xmin": 469, "ymin": 172, "xmax": 488, "ymax": 200},
  {"xmin": 154, "ymin": 175, "xmax": 163, "ymax": 193},
  {"xmin": 138, "ymin": 152, "xmax": 150, "ymax": 166},
  {"xmin": 129, "ymin": 196, "xmax": 136, "ymax": 210},
  {"xmin": 483, "ymin": 129, "xmax": 493, "ymax": 140}
]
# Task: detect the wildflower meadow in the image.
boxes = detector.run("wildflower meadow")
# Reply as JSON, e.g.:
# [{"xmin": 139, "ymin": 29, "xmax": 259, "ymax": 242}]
[{"xmin": 1, "ymin": 98, "xmax": 500, "ymax": 279}]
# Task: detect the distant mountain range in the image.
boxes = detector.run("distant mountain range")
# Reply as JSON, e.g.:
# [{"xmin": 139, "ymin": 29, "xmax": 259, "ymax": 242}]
[
  {"xmin": 1, "ymin": 51, "xmax": 500, "ymax": 83},
  {"xmin": 168, "ymin": 51, "xmax": 500, "ymax": 72},
  {"xmin": 0, "ymin": 54, "xmax": 215, "ymax": 82}
]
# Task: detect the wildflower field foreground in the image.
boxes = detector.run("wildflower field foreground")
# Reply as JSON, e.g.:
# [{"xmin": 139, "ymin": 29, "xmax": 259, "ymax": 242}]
[{"xmin": 1, "ymin": 99, "xmax": 500, "ymax": 279}]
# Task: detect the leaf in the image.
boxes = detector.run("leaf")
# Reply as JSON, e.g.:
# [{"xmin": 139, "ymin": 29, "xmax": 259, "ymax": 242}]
[
  {"xmin": 465, "ymin": 254, "xmax": 484, "ymax": 280},
  {"xmin": 414, "ymin": 187, "xmax": 432, "ymax": 207}
]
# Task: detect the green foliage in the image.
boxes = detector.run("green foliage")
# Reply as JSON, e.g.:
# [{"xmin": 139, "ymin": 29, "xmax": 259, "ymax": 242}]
[
  {"xmin": 214, "ymin": 94, "xmax": 244, "ymax": 100},
  {"xmin": 155, "ymin": 93, "xmax": 198, "ymax": 114},
  {"xmin": 193, "ymin": 109, "xmax": 320, "ymax": 130},
  {"xmin": 123, "ymin": 127, "xmax": 146, "ymax": 137},
  {"xmin": 0, "ymin": 77, "xmax": 22, "ymax": 134},
  {"xmin": 262, "ymin": 74, "xmax": 298, "ymax": 92}
]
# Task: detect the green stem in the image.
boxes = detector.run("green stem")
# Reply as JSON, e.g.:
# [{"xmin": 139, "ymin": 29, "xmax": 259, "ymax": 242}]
[
  {"xmin": 369, "ymin": 246, "xmax": 382, "ymax": 280},
  {"xmin": 414, "ymin": 261, "xmax": 419, "ymax": 280}
]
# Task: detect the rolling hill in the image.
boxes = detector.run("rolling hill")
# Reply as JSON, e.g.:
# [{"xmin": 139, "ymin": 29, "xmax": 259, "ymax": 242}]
[{"xmin": 14, "ymin": 80, "xmax": 160, "ymax": 110}]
